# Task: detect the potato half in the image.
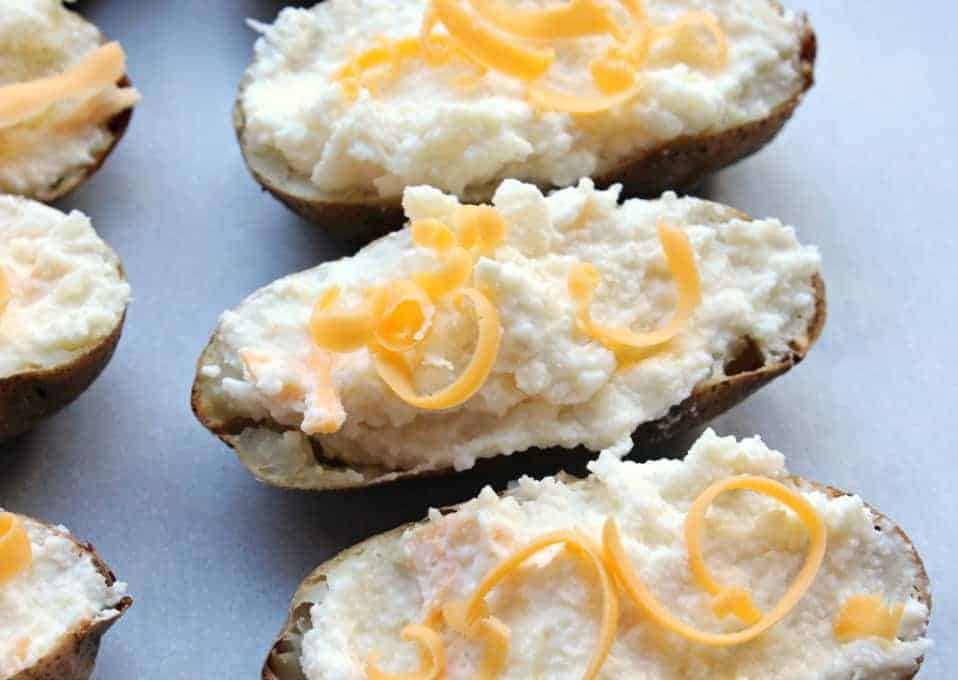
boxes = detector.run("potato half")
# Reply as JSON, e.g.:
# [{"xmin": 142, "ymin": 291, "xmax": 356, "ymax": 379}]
[
  {"xmin": 0, "ymin": 0, "xmax": 138, "ymax": 202},
  {"xmin": 261, "ymin": 432, "xmax": 931, "ymax": 679},
  {"xmin": 193, "ymin": 180, "xmax": 825, "ymax": 490},
  {"xmin": 0, "ymin": 197, "xmax": 130, "ymax": 441},
  {"xmin": 1, "ymin": 512, "xmax": 132, "ymax": 680},
  {"xmin": 236, "ymin": 0, "xmax": 815, "ymax": 241}
]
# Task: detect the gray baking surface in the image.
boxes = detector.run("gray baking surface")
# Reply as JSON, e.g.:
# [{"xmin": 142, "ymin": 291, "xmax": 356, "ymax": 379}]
[{"xmin": 0, "ymin": 0, "xmax": 954, "ymax": 677}]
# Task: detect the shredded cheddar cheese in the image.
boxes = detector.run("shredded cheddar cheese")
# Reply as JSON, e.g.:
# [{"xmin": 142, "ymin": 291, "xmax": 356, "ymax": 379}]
[
  {"xmin": 366, "ymin": 623, "xmax": 446, "ymax": 680},
  {"xmin": 333, "ymin": 0, "xmax": 728, "ymax": 114},
  {"xmin": 0, "ymin": 42, "xmax": 140, "ymax": 130},
  {"xmin": 311, "ymin": 208, "xmax": 506, "ymax": 413},
  {"xmin": 833, "ymin": 595, "xmax": 905, "ymax": 643},
  {"xmin": 569, "ymin": 220, "xmax": 701, "ymax": 359},
  {"xmin": 0, "ymin": 513, "xmax": 32, "ymax": 585}
]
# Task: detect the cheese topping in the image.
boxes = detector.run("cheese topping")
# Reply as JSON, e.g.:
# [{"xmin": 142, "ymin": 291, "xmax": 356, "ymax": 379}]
[
  {"xmin": 0, "ymin": 268, "xmax": 10, "ymax": 317},
  {"xmin": 367, "ymin": 623, "xmax": 446, "ymax": 679},
  {"xmin": 331, "ymin": 0, "xmax": 727, "ymax": 114},
  {"xmin": 0, "ymin": 513, "xmax": 32, "ymax": 585},
  {"xmin": 569, "ymin": 220, "xmax": 701, "ymax": 359},
  {"xmin": 309, "ymin": 207, "xmax": 508, "ymax": 415},
  {"xmin": 299, "ymin": 432, "xmax": 931, "ymax": 679},
  {"xmin": 0, "ymin": 42, "xmax": 137, "ymax": 129},
  {"xmin": 833, "ymin": 595, "xmax": 905, "ymax": 643}
]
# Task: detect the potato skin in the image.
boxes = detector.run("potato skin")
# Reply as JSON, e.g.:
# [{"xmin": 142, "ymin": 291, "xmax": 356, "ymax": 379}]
[
  {"xmin": 0, "ymin": 311, "xmax": 125, "ymax": 443},
  {"xmin": 234, "ymin": 14, "xmax": 815, "ymax": 243},
  {"xmin": 260, "ymin": 478, "xmax": 930, "ymax": 680},
  {"xmin": 191, "ymin": 268, "xmax": 824, "ymax": 492},
  {"xmin": 7, "ymin": 517, "xmax": 132, "ymax": 680}
]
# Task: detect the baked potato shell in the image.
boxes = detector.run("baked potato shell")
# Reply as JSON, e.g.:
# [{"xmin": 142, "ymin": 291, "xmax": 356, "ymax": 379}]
[
  {"xmin": 191, "ymin": 229, "xmax": 825, "ymax": 491},
  {"xmin": 234, "ymin": 9, "xmax": 815, "ymax": 242},
  {"xmin": 260, "ymin": 476, "xmax": 930, "ymax": 680},
  {"xmin": 6, "ymin": 515, "xmax": 132, "ymax": 680}
]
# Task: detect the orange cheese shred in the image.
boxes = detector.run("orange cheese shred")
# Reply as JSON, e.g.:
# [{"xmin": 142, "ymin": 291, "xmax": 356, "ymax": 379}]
[
  {"xmin": 528, "ymin": 82, "xmax": 642, "ymax": 114},
  {"xmin": 452, "ymin": 205, "xmax": 507, "ymax": 258},
  {"xmin": 442, "ymin": 600, "xmax": 510, "ymax": 680},
  {"xmin": 413, "ymin": 246, "xmax": 474, "ymax": 300},
  {"xmin": 373, "ymin": 287, "xmax": 500, "ymax": 410},
  {"xmin": 429, "ymin": 0, "xmax": 555, "ymax": 81},
  {"xmin": 0, "ymin": 513, "xmax": 32, "ymax": 585},
  {"xmin": 603, "ymin": 475, "xmax": 827, "ymax": 646},
  {"xmin": 569, "ymin": 220, "xmax": 701, "ymax": 358},
  {"xmin": 310, "ymin": 286, "xmax": 380, "ymax": 353},
  {"xmin": 456, "ymin": 529, "xmax": 619, "ymax": 680},
  {"xmin": 0, "ymin": 42, "xmax": 137, "ymax": 129},
  {"xmin": 372, "ymin": 281, "xmax": 436, "ymax": 353},
  {"xmin": 366, "ymin": 623, "xmax": 446, "ymax": 680},
  {"xmin": 465, "ymin": 0, "xmax": 619, "ymax": 41},
  {"xmin": 833, "ymin": 595, "xmax": 905, "ymax": 643}
]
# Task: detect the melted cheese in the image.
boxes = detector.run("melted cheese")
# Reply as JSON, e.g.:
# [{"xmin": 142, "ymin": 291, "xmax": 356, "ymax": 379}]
[
  {"xmin": 569, "ymin": 220, "xmax": 701, "ymax": 359},
  {"xmin": 366, "ymin": 623, "xmax": 446, "ymax": 679},
  {"xmin": 0, "ymin": 42, "xmax": 133, "ymax": 129},
  {"xmin": 428, "ymin": 0, "xmax": 555, "ymax": 81},
  {"xmin": 0, "ymin": 513, "xmax": 32, "ymax": 585},
  {"xmin": 834, "ymin": 595, "xmax": 905, "ymax": 643}
]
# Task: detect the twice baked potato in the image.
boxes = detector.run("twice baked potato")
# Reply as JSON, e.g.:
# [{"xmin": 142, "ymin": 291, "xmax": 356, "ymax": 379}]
[
  {"xmin": 262, "ymin": 430, "xmax": 931, "ymax": 679},
  {"xmin": 0, "ymin": 196, "xmax": 130, "ymax": 441},
  {"xmin": 0, "ymin": 0, "xmax": 140, "ymax": 202},
  {"xmin": 193, "ymin": 179, "xmax": 825, "ymax": 490},
  {"xmin": 0, "ymin": 511, "xmax": 132, "ymax": 680},
  {"xmin": 236, "ymin": 0, "xmax": 815, "ymax": 240}
]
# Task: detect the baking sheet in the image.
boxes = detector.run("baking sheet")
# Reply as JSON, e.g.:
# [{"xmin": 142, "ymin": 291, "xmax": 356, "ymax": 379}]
[{"xmin": 0, "ymin": 0, "xmax": 954, "ymax": 676}]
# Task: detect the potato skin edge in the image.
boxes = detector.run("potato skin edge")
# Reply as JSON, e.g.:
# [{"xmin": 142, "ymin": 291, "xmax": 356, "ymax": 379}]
[
  {"xmin": 260, "ymin": 477, "xmax": 930, "ymax": 680},
  {"xmin": 234, "ymin": 18, "xmax": 816, "ymax": 243},
  {"xmin": 7, "ymin": 516, "xmax": 132, "ymax": 680}
]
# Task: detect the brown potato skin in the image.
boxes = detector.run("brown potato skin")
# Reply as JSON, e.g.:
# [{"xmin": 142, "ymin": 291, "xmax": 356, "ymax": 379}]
[
  {"xmin": 235, "ymin": 16, "xmax": 815, "ymax": 243},
  {"xmin": 191, "ymin": 271, "xmax": 824, "ymax": 491},
  {"xmin": 0, "ymin": 310, "xmax": 126, "ymax": 443},
  {"xmin": 260, "ymin": 478, "xmax": 930, "ymax": 680},
  {"xmin": 7, "ymin": 516, "xmax": 132, "ymax": 680}
]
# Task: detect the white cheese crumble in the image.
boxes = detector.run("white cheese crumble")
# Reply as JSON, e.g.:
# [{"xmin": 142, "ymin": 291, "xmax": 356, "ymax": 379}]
[
  {"xmin": 0, "ymin": 0, "xmax": 116, "ymax": 197},
  {"xmin": 0, "ymin": 513, "xmax": 127, "ymax": 677},
  {"xmin": 240, "ymin": 0, "xmax": 808, "ymax": 200},
  {"xmin": 0, "ymin": 197, "xmax": 130, "ymax": 378},
  {"xmin": 300, "ymin": 430, "xmax": 931, "ymax": 679},
  {"xmin": 200, "ymin": 179, "xmax": 820, "ymax": 474}
]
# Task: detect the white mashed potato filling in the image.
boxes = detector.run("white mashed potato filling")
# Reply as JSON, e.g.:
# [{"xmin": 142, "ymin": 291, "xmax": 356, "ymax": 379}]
[
  {"xmin": 0, "ymin": 0, "xmax": 123, "ymax": 196},
  {"xmin": 0, "ymin": 513, "xmax": 128, "ymax": 676},
  {"xmin": 0, "ymin": 197, "xmax": 130, "ymax": 378},
  {"xmin": 201, "ymin": 179, "xmax": 820, "ymax": 473},
  {"xmin": 300, "ymin": 431, "xmax": 931, "ymax": 679},
  {"xmin": 241, "ymin": 0, "xmax": 808, "ymax": 200}
]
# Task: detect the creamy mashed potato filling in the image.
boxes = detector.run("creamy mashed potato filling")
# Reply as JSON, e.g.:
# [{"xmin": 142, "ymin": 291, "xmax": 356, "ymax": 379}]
[
  {"xmin": 240, "ymin": 0, "xmax": 808, "ymax": 200},
  {"xmin": 0, "ymin": 513, "xmax": 127, "ymax": 677},
  {"xmin": 299, "ymin": 431, "xmax": 931, "ymax": 679},
  {"xmin": 0, "ymin": 197, "xmax": 130, "ymax": 378},
  {"xmin": 0, "ymin": 0, "xmax": 137, "ymax": 196},
  {"xmin": 200, "ymin": 179, "xmax": 820, "ymax": 474}
]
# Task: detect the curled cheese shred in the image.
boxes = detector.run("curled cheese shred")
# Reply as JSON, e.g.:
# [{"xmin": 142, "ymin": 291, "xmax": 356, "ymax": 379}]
[
  {"xmin": 0, "ymin": 42, "xmax": 139, "ymax": 129},
  {"xmin": 429, "ymin": 0, "xmax": 555, "ymax": 81},
  {"xmin": 310, "ymin": 286, "xmax": 379, "ymax": 353},
  {"xmin": 833, "ymin": 595, "xmax": 905, "ymax": 643},
  {"xmin": 458, "ymin": 530, "xmax": 619, "ymax": 680},
  {"xmin": 569, "ymin": 220, "xmax": 701, "ymax": 357},
  {"xmin": 529, "ymin": 83, "xmax": 642, "ymax": 114},
  {"xmin": 453, "ymin": 205, "xmax": 507, "ymax": 257},
  {"xmin": 0, "ymin": 513, "xmax": 32, "ymax": 585},
  {"xmin": 413, "ymin": 218, "xmax": 458, "ymax": 253},
  {"xmin": 413, "ymin": 246, "xmax": 473, "ymax": 300},
  {"xmin": 366, "ymin": 623, "xmax": 445, "ymax": 680},
  {"xmin": 373, "ymin": 281, "xmax": 436, "ymax": 352},
  {"xmin": 442, "ymin": 600, "xmax": 510, "ymax": 680},
  {"xmin": 373, "ymin": 287, "xmax": 500, "ymax": 410},
  {"xmin": 603, "ymin": 475, "xmax": 827, "ymax": 646},
  {"xmin": 465, "ymin": 0, "xmax": 618, "ymax": 41}
]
